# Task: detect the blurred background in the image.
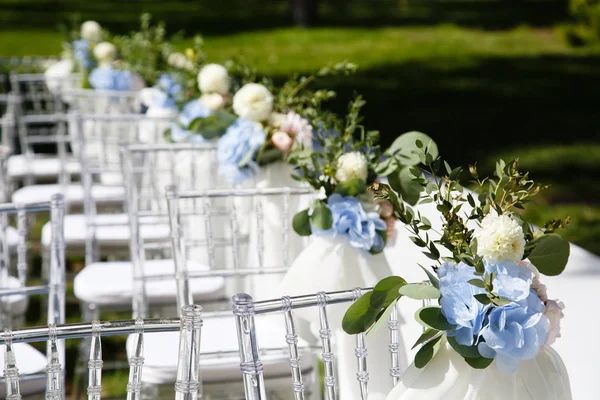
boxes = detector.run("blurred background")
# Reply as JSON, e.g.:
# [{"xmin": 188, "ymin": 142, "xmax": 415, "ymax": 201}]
[{"xmin": 0, "ymin": 0, "xmax": 598, "ymax": 258}]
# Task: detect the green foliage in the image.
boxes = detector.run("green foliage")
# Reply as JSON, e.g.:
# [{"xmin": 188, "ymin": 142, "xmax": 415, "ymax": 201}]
[
  {"xmin": 187, "ymin": 110, "xmax": 237, "ymax": 140},
  {"xmin": 411, "ymin": 328, "xmax": 441, "ymax": 349},
  {"xmin": 563, "ymin": 0, "xmax": 600, "ymax": 47},
  {"xmin": 398, "ymin": 283, "xmax": 440, "ymax": 300},
  {"xmin": 527, "ymin": 234, "xmax": 570, "ymax": 276},
  {"xmin": 292, "ymin": 209, "xmax": 312, "ymax": 236},
  {"xmin": 310, "ymin": 201, "xmax": 334, "ymax": 230},
  {"xmin": 415, "ymin": 306, "xmax": 456, "ymax": 331},
  {"xmin": 414, "ymin": 334, "xmax": 443, "ymax": 368}
]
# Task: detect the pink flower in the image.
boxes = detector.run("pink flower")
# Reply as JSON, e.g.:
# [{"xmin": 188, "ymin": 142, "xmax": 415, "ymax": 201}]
[
  {"xmin": 272, "ymin": 131, "xmax": 293, "ymax": 153},
  {"xmin": 378, "ymin": 200, "xmax": 394, "ymax": 219},
  {"xmin": 280, "ymin": 111, "xmax": 313, "ymax": 146},
  {"xmin": 385, "ymin": 216, "xmax": 396, "ymax": 243},
  {"xmin": 545, "ymin": 299, "xmax": 565, "ymax": 345}
]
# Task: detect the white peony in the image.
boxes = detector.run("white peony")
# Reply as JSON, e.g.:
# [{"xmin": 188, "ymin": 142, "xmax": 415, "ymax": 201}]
[
  {"xmin": 335, "ymin": 152, "xmax": 368, "ymax": 184},
  {"xmin": 81, "ymin": 21, "xmax": 102, "ymax": 42},
  {"xmin": 474, "ymin": 214, "xmax": 526, "ymax": 264},
  {"xmin": 93, "ymin": 42, "xmax": 117, "ymax": 66},
  {"xmin": 168, "ymin": 52, "xmax": 194, "ymax": 71},
  {"xmin": 44, "ymin": 59, "xmax": 74, "ymax": 94},
  {"xmin": 232, "ymin": 83, "xmax": 273, "ymax": 122},
  {"xmin": 198, "ymin": 63, "xmax": 230, "ymax": 95},
  {"xmin": 545, "ymin": 299, "xmax": 565, "ymax": 345},
  {"xmin": 199, "ymin": 93, "xmax": 226, "ymax": 111}
]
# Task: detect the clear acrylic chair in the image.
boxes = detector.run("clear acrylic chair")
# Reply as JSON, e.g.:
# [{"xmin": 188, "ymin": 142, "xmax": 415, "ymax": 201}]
[
  {"xmin": 73, "ymin": 142, "xmax": 224, "ymax": 322},
  {"xmin": 0, "ymin": 194, "xmax": 66, "ymax": 397},
  {"xmin": 62, "ymin": 88, "xmax": 143, "ymax": 114},
  {"xmin": 9, "ymin": 73, "xmax": 67, "ymax": 116},
  {"xmin": 130, "ymin": 186, "xmax": 317, "ymax": 395},
  {"xmin": 232, "ymin": 289, "xmax": 404, "ymax": 400},
  {"xmin": 0, "ymin": 304, "xmax": 202, "ymax": 399}
]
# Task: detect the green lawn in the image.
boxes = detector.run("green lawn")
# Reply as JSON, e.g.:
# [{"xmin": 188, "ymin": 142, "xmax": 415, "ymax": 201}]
[{"xmin": 2, "ymin": 25, "xmax": 599, "ymax": 257}]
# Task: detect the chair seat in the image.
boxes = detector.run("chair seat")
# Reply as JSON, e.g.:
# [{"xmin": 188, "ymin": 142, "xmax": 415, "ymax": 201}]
[
  {"xmin": 0, "ymin": 342, "xmax": 46, "ymax": 397},
  {"xmin": 7, "ymin": 154, "xmax": 80, "ymax": 179},
  {"xmin": 73, "ymin": 259, "xmax": 226, "ymax": 306},
  {"xmin": 132, "ymin": 315, "xmax": 314, "ymax": 384},
  {"xmin": 6, "ymin": 226, "xmax": 19, "ymax": 250},
  {"xmin": 11, "ymin": 183, "xmax": 124, "ymax": 205},
  {"xmin": 41, "ymin": 213, "xmax": 170, "ymax": 247},
  {"xmin": 0, "ymin": 276, "xmax": 29, "ymax": 315}
]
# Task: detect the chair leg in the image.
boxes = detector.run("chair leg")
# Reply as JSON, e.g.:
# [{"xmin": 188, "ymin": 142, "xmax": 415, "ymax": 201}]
[{"xmin": 73, "ymin": 302, "xmax": 100, "ymax": 400}]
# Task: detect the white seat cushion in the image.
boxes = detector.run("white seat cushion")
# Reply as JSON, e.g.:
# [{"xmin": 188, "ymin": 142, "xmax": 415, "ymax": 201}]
[
  {"xmin": 7, "ymin": 154, "xmax": 80, "ymax": 179},
  {"xmin": 133, "ymin": 315, "xmax": 313, "ymax": 384},
  {"xmin": 73, "ymin": 259, "xmax": 226, "ymax": 306},
  {"xmin": 11, "ymin": 183, "xmax": 124, "ymax": 205},
  {"xmin": 0, "ymin": 276, "xmax": 29, "ymax": 315},
  {"xmin": 6, "ymin": 226, "xmax": 19, "ymax": 250},
  {"xmin": 41, "ymin": 213, "xmax": 170, "ymax": 247},
  {"xmin": 0, "ymin": 343, "xmax": 46, "ymax": 397}
]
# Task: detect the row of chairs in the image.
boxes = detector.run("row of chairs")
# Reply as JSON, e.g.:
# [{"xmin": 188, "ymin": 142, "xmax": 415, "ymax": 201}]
[{"xmin": 0, "ymin": 71, "xmax": 408, "ymax": 399}]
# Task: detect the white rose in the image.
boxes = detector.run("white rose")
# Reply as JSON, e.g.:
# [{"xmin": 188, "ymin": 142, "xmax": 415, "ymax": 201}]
[
  {"xmin": 335, "ymin": 152, "xmax": 368, "ymax": 184},
  {"xmin": 544, "ymin": 299, "xmax": 565, "ymax": 345},
  {"xmin": 44, "ymin": 59, "xmax": 75, "ymax": 93},
  {"xmin": 93, "ymin": 42, "xmax": 117, "ymax": 66},
  {"xmin": 199, "ymin": 93, "xmax": 226, "ymax": 111},
  {"xmin": 232, "ymin": 83, "xmax": 273, "ymax": 122},
  {"xmin": 474, "ymin": 214, "xmax": 526, "ymax": 264},
  {"xmin": 168, "ymin": 52, "xmax": 194, "ymax": 71},
  {"xmin": 198, "ymin": 63, "xmax": 230, "ymax": 95},
  {"xmin": 81, "ymin": 21, "xmax": 102, "ymax": 42}
]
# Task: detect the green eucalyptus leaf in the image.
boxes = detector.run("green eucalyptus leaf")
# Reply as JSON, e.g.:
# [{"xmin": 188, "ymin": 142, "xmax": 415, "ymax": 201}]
[
  {"xmin": 417, "ymin": 265, "xmax": 440, "ymax": 289},
  {"xmin": 375, "ymin": 157, "xmax": 398, "ymax": 176},
  {"xmin": 528, "ymin": 234, "xmax": 570, "ymax": 276},
  {"xmin": 388, "ymin": 166, "xmax": 422, "ymax": 206},
  {"xmin": 447, "ymin": 337, "xmax": 481, "ymax": 358},
  {"xmin": 292, "ymin": 210, "xmax": 312, "ymax": 236},
  {"xmin": 367, "ymin": 300, "xmax": 397, "ymax": 336},
  {"xmin": 399, "ymin": 284, "xmax": 440, "ymax": 300},
  {"xmin": 342, "ymin": 291, "xmax": 379, "ymax": 334},
  {"xmin": 256, "ymin": 147, "xmax": 284, "ymax": 165},
  {"xmin": 474, "ymin": 293, "xmax": 492, "ymax": 305},
  {"xmin": 414, "ymin": 334, "xmax": 443, "ymax": 369},
  {"xmin": 464, "ymin": 356, "xmax": 494, "ymax": 369},
  {"xmin": 309, "ymin": 201, "xmax": 333, "ymax": 230},
  {"xmin": 237, "ymin": 149, "xmax": 255, "ymax": 168},
  {"xmin": 415, "ymin": 306, "xmax": 456, "ymax": 331},
  {"xmin": 371, "ymin": 276, "xmax": 407, "ymax": 308},
  {"xmin": 188, "ymin": 110, "xmax": 237, "ymax": 139},
  {"xmin": 468, "ymin": 279, "xmax": 486, "ymax": 289},
  {"xmin": 411, "ymin": 328, "xmax": 441, "ymax": 350},
  {"xmin": 387, "ymin": 131, "xmax": 439, "ymax": 166}
]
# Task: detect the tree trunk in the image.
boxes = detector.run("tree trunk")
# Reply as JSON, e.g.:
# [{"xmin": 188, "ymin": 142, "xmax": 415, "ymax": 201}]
[{"xmin": 291, "ymin": 0, "xmax": 318, "ymax": 26}]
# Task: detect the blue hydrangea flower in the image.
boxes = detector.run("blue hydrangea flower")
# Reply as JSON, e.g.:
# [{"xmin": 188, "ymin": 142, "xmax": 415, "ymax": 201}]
[
  {"xmin": 313, "ymin": 194, "xmax": 386, "ymax": 252},
  {"xmin": 168, "ymin": 99, "xmax": 214, "ymax": 143},
  {"xmin": 216, "ymin": 118, "xmax": 266, "ymax": 184},
  {"xmin": 478, "ymin": 290, "xmax": 549, "ymax": 373},
  {"xmin": 438, "ymin": 262, "xmax": 490, "ymax": 346},
  {"xmin": 153, "ymin": 74, "xmax": 183, "ymax": 109},
  {"xmin": 72, "ymin": 39, "xmax": 95, "ymax": 70},
  {"xmin": 485, "ymin": 261, "xmax": 533, "ymax": 302},
  {"xmin": 88, "ymin": 67, "xmax": 134, "ymax": 91}
]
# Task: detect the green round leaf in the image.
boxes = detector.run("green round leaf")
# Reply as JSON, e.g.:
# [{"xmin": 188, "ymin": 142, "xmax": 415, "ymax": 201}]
[
  {"xmin": 399, "ymin": 283, "xmax": 440, "ymax": 300},
  {"xmin": 388, "ymin": 166, "xmax": 423, "ymax": 206},
  {"xmin": 464, "ymin": 356, "xmax": 494, "ymax": 369},
  {"xmin": 447, "ymin": 337, "xmax": 480, "ymax": 358},
  {"xmin": 411, "ymin": 328, "xmax": 441, "ymax": 350},
  {"xmin": 415, "ymin": 306, "xmax": 456, "ymax": 331},
  {"xmin": 309, "ymin": 202, "xmax": 333, "ymax": 230},
  {"xmin": 528, "ymin": 234, "xmax": 570, "ymax": 276},
  {"xmin": 342, "ymin": 292, "xmax": 379, "ymax": 334},
  {"xmin": 371, "ymin": 276, "xmax": 407, "ymax": 308},
  {"xmin": 415, "ymin": 334, "xmax": 443, "ymax": 368},
  {"xmin": 387, "ymin": 131, "xmax": 439, "ymax": 166},
  {"xmin": 292, "ymin": 210, "xmax": 312, "ymax": 236}
]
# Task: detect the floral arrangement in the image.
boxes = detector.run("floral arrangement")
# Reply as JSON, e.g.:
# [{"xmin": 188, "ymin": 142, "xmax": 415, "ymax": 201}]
[
  {"xmin": 177, "ymin": 62, "xmax": 358, "ymax": 185},
  {"xmin": 62, "ymin": 20, "xmax": 103, "ymax": 73},
  {"xmin": 342, "ymin": 142, "xmax": 569, "ymax": 372},
  {"xmin": 289, "ymin": 99, "xmax": 438, "ymax": 254}
]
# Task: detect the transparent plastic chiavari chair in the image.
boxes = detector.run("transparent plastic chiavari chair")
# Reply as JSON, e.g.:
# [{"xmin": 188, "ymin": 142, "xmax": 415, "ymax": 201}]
[
  {"xmin": 72, "ymin": 142, "xmax": 225, "ymax": 323},
  {"xmin": 8, "ymin": 73, "xmax": 70, "ymax": 117},
  {"xmin": 61, "ymin": 88, "xmax": 143, "ymax": 115},
  {"xmin": 231, "ymin": 289, "xmax": 405, "ymax": 400},
  {"xmin": 129, "ymin": 186, "xmax": 318, "ymax": 397},
  {"xmin": 0, "ymin": 194, "xmax": 66, "ymax": 397},
  {"xmin": 0, "ymin": 304, "xmax": 202, "ymax": 400}
]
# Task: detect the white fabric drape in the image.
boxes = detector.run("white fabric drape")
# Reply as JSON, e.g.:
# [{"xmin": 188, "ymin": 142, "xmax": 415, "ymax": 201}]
[
  {"xmin": 385, "ymin": 338, "xmax": 571, "ymax": 400},
  {"xmin": 277, "ymin": 235, "xmax": 407, "ymax": 400}
]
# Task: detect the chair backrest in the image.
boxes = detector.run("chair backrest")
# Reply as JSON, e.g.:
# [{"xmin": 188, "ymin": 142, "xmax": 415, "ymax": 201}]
[
  {"xmin": 120, "ymin": 142, "xmax": 219, "ymax": 318},
  {"xmin": 0, "ymin": 194, "xmax": 66, "ymax": 391},
  {"xmin": 231, "ymin": 289, "xmax": 403, "ymax": 400},
  {"xmin": 62, "ymin": 89, "xmax": 142, "ymax": 114},
  {"xmin": 70, "ymin": 113, "xmax": 173, "ymax": 265},
  {"xmin": 9, "ymin": 73, "xmax": 65, "ymax": 116},
  {"xmin": 0, "ymin": 304, "xmax": 202, "ymax": 400},
  {"xmin": 166, "ymin": 186, "xmax": 315, "ymax": 313}
]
